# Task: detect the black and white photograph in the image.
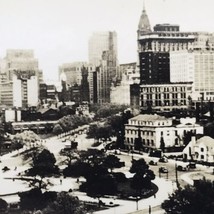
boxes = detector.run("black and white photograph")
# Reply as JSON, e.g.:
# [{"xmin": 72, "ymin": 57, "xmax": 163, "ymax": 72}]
[{"xmin": 0, "ymin": 0, "xmax": 214, "ymax": 213}]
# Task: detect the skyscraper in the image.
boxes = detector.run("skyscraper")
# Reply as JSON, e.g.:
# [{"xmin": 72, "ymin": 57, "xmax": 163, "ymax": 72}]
[
  {"xmin": 88, "ymin": 31, "xmax": 118, "ymax": 67},
  {"xmin": 0, "ymin": 49, "xmax": 42, "ymax": 108},
  {"xmin": 137, "ymin": 3, "xmax": 195, "ymax": 84},
  {"xmin": 88, "ymin": 31, "xmax": 118, "ymax": 104}
]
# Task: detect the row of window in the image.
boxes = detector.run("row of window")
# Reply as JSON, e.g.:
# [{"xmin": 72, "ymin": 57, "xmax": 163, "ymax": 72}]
[
  {"xmin": 126, "ymin": 129, "xmax": 154, "ymax": 136},
  {"xmin": 126, "ymin": 137, "xmax": 155, "ymax": 147}
]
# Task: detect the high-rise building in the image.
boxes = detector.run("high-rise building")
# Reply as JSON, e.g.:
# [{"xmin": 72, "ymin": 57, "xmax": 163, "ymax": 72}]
[
  {"xmin": 170, "ymin": 50, "xmax": 214, "ymax": 101},
  {"xmin": 59, "ymin": 62, "xmax": 88, "ymax": 86},
  {"xmin": 137, "ymin": 4, "xmax": 195, "ymax": 84},
  {"xmin": 89, "ymin": 31, "xmax": 118, "ymax": 104},
  {"xmin": 3, "ymin": 49, "xmax": 43, "ymax": 82},
  {"xmin": 59, "ymin": 62, "xmax": 96, "ymax": 104},
  {"xmin": 0, "ymin": 50, "xmax": 42, "ymax": 108},
  {"xmin": 88, "ymin": 31, "xmax": 118, "ymax": 66},
  {"xmin": 137, "ymin": 2, "xmax": 214, "ymax": 111}
]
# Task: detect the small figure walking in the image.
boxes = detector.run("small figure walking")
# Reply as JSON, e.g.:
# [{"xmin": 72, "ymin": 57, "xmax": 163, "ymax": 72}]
[{"xmin": 60, "ymin": 179, "xmax": 62, "ymax": 185}]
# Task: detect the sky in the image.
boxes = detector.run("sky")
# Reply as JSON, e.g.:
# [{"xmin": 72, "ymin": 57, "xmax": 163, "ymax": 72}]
[{"xmin": 0, "ymin": 0, "xmax": 213, "ymax": 81}]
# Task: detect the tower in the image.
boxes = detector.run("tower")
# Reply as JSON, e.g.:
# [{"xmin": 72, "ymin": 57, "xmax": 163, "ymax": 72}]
[{"xmin": 137, "ymin": 0, "xmax": 151, "ymax": 38}]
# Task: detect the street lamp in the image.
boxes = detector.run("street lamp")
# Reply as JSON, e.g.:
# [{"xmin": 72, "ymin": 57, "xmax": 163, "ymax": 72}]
[
  {"xmin": 175, "ymin": 158, "xmax": 179, "ymax": 188},
  {"xmin": 136, "ymin": 196, "xmax": 140, "ymax": 210}
]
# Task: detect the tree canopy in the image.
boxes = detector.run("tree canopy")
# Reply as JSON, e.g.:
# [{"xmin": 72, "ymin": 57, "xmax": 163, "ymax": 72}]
[
  {"xmin": 130, "ymin": 158, "xmax": 155, "ymax": 195},
  {"xmin": 162, "ymin": 179, "xmax": 214, "ymax": 214},
  {"xmin": 43, "ymin": 192, "xmax": 86, "ymax": 214},
  {"xmin": 27, "ymin": 149, "xmax": 59, "ymax": 178}
]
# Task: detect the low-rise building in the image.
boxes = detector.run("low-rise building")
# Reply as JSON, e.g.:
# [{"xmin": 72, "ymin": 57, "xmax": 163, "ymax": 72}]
[
  {"xmin": 183, "ymin": 136, "xmax": 214, "ymax": 163},
  {"xmin": 125, "ymin": 114, "xmax": 203, "ymax": 151}
]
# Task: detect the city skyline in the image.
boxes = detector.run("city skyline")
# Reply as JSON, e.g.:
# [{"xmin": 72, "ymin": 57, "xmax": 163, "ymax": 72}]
[{"xmin": 0, "ymin": 0, "xmax": 213, "ymax": 81}]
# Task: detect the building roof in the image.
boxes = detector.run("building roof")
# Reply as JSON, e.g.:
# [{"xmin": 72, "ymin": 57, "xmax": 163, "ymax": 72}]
[
  {"xmin": 196, "ymin": 136, "xmax": 214, "ymax": 148},
  {"xmin": 130, "ymin": 114, "xmax": 167, "ymax": 122},
  {"xmin": 138, "ymin": 2, "xmax": 151, "ymax": 32}
]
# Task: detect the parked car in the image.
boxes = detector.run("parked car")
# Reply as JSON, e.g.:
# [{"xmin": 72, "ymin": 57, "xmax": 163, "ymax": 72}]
[
  {"xmin": 177, "ymin": 165, "xmax": 188, "ymax": 171},
  {"xmin": 188, "ymin": 162, "xmax": 196, "ymax": 169},
  {"xmin": 149, "ymin": 160, "xmax": 158, "ymax": 165},
  {"xmin": 159, "ymin": 166, "xmax": 168, "ymax": 173},
  {"xmin": 2, "ymin": 166, "xmax": 10, "ymax": 172},
  {"xmin": 159, "ymin": 157, "xmax": 168, "ymax": 163}
]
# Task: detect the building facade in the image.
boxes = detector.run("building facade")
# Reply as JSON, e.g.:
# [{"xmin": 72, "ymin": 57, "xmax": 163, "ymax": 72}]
[
  {"xmin": 140, "ymin": 82, "xmax": 193, "ymax": 112},
  {"xmin": 0, "ymin": 50, "xmax": 42, "ymax": 108},
  {"xmin": 88, "ymin": 31, "xmax": 118, "ymax": 67},
  {"xmin": 170, "ymin": 50, "xmax": 214, "ymax": 101},
  {"xmin": 88, "ymin": 31, "xmax": 118, "ymax": 104},
  {"xmin": 125, "ymin": 114, "xmax": 203, "ymax": 151},
  {"xmin": 183, "ymin": 136, "xmax": 214, "ymax": 163}
]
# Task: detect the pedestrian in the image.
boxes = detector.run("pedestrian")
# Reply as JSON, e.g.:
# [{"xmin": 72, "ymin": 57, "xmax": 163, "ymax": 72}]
[
  {"xmin": 60, "ymin": 179, "xmax": 62, "ymax": 185},
  {"xmin": 154, "ymin": 194, "xmax": 156, "ymax": 198}
]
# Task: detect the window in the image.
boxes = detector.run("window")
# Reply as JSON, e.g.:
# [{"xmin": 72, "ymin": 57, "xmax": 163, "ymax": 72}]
[
  {"xmin": 201, "ymin": 148, "xmax": 204, "ymax": 152},
  {"xmin": 201, "ymin": 155, "xmax": 204, "ymax": 159}
]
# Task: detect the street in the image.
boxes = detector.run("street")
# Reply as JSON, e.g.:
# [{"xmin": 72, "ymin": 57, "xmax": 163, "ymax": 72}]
[{"xmin": 0, "ymin": 129, "xmax": 214, "ymax": 214}]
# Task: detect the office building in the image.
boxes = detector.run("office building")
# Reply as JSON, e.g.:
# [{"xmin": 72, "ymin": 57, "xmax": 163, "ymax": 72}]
[
  {"xmin": 88, "ymin": 31, "xmax": 118, "ymax": 66},
  {"xmin": 0, "ymin": 50, "xmax": 42, "ymax": 108},
  {"xmin": 89, "ymin": 32, "xmax": 118, "ymax": 104},
  {"xmin": 170, "ymin": 50, "xmax": 214, "ymax": 101},
  {"xmin": 59, "ymin": 62, "xmax": 88, "ymax": 86},
  {"xmin": 140, "ymin": 82, "xmax": 193, "ymax": 112}
]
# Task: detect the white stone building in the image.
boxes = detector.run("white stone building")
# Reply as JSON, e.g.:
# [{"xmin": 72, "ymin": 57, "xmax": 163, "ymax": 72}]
[{"xmin": 125, "ymin": 114, "xmax": 203, "ymax": 151}]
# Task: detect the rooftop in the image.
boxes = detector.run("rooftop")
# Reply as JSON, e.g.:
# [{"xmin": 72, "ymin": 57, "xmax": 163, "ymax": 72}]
[{"xmin": 130, "ymin": 114, "xmax": 168, "ymax": 122}]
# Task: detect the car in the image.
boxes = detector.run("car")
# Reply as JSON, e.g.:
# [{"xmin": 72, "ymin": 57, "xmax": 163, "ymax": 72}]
[
  {"xmin": 159, "ymin": 166, "xmax": 168, "ymax": 173},
  {"xmin": 159, "ymin": 157, "xmax": 168, "ymax": 163},
  {"xmin": 2, "ymin": 166, "xmax": 10, "ymax": 172},
  {"xmin": 149, "ymin": 160, "xmax": 158, "ymax": 165},
  {"xmin": 188, "ymin": 162, "xmax": 196, "ymax": 169},
  {"xmin": 177, "ymin": 165, "xmax": 188, "ymax": 171}
]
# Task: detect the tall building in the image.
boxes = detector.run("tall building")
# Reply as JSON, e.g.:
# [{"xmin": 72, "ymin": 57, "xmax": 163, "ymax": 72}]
[
  {"xmin": 59, "ymin": 62, "xmax": 88, "ymax": 86},
  {"xmin": 59, "ymin": 62, "xmax": 96, "ymax": 104},
  {"xmin": 89, "ymin": 32, "xmax": 118, "ymax": 104},
  {"xmin": 137, "ymin": 2, "xmax": 214, "ymax": 111},
  {"xmin": 170, "ymin": 50, "xmax": 214, "ymax": 101},
  {"xmin": 3, "ymin": 49, "xmax": 42, "ymax": 82},
  {"xmin": 88, "ymin": 31, "xmax": 118, "ymax": 66},
  {"xmin": 0, "ymin": 50, "xmax": 42, "ymax": 108}
]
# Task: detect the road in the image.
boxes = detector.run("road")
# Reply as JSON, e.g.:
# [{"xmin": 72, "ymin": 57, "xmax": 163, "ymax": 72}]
[{"xmin": 1, "ymin": 129, "xmax": 213, "ymax": 213}]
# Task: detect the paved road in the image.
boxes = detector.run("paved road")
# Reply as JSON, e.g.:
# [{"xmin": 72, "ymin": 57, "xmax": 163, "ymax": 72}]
[{"xmin": 1, "ymin": 130, "xmax": 212, "ymax": 214}]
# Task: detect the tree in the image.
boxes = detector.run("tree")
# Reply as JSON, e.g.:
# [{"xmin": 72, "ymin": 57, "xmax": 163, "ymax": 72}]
[
  {"xmin": 130, "ymin": 159, "xmax": 155, "ymax": 195},
  {"xmin": 162, "ymin": 179, "xmax": 214, "ymax": 214},
  {"xmin": 43, "ymin": 192, "xmax": 86, "ymax": 214},
  {"xmin": 52, "ymin": 124, "xmax": 63, "ymax": 135},
  {"xmin": 87, "ymin": 123, "xmax": 112, "ymax": 141},
  {"xmin": 103, "ymin": 154, "xmax": 123, "ymax": 172},
  {"xmin": 27, "ymin": 149, "xmax": 59, "ymax": 187},
  {"xmin": 19, "ymin": 189, "xmax": 57, "ymax": 211},
  {"xmin": 0, "ymin": 198, "xmax": 8, "ymax": 212},
  {"xmin": 160, "ymin": 137, "xmax": 165, "ymax": 152},
  {"xmin": 13, "ymin": 130, "xmax": 40, "ymax": 147}
]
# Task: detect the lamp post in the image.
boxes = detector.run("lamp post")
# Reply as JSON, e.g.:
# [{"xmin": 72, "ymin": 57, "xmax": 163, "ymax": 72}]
[
  {"xmin": 175, "ymin": 158, "xmax": 179, "ymax": 188},
  {"xmin": 136, "ymin": 196, "xmax": 140, "ymax": 211}
]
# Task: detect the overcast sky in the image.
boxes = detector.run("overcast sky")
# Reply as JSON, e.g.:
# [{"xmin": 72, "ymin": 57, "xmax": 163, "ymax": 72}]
[{"xmin": 0, "ymin": 0, "xmax": 213, "ymax": 81}]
